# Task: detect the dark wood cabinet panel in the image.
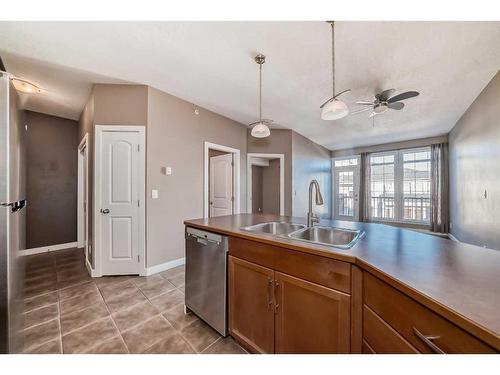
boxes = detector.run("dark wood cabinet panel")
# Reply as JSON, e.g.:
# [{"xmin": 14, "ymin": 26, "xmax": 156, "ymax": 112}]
[
  {"xmin": 362, "ymin": 340, "xmax": 376, "ymax": 354},
  {"xmin": 363, "ymin": 305, "xmax": 419, "ymax": 354},
  {"xmin": 364, "ymin": 272, "xmax": 497, "ymax": 353},
  {"xmin": 228, "ymin": 256, "xmax": 275, "ymax": 353},
  {"xmin": 274, "ymin": 271, "xmax": 351, "ymax": 353}
]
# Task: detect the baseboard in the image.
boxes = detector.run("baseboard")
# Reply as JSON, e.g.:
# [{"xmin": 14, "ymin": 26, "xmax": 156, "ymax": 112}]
[
  {"xmin": 145, "ymin": 257, "xmax": 185, "ymax": 276},
  {"xmin": 448, "ymin": 233, "xmax": 460, "ymax": 242},
  {"xmin": 20, "ymin": 242, "xmax": 78, "ymax": 256}
]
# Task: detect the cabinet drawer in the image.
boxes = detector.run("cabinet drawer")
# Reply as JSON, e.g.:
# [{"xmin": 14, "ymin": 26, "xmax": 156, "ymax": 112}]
[
  {"xmin": 229, "ymin": 237, "xmax": 351, "ymax": 293},
  {"xmin": 363, "ymin": 305, "xmax": 418, "ymax": 354},
  {"xmin": 364, "ymin": 272, "xmax": 496, "ymax": 353}
]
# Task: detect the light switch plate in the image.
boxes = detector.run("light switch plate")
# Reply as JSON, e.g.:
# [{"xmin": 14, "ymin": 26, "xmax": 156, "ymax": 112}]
[
  {"xmin": 166, "ymin": 167, "xmax": 172, "ymax": 175},
  {"xmin": 151, "ymin": 189, "xmax": 159, "ymax": 199}
]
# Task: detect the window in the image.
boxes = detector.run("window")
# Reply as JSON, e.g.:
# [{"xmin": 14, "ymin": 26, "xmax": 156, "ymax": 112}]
[
  {"xmin": 338, "ymin": 170, "xmax": 354, "ymax": 216},
  {"xmin": 334, "ymin": 158, "xmax": 358, "ymax": 167},
  {"xmin": 369, "ymin": 147, "xmax": 431, "ymax": 224}
]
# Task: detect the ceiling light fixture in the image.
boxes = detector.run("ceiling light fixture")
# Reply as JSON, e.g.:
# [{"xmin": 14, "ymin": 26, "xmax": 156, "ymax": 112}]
[
  {"xmin": 11, "ymin": 77, "xmax": 43, "ymax": 94},
  {"xmin": 320, "ymin": 21, "xmax": 350, "ymax": 120},
  {"xmin": 249, "ymin": 54, "xmax": 272, "ymax": 138}
]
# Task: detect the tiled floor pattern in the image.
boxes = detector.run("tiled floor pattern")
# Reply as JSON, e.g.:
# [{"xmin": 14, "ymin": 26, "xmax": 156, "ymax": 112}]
[{"xmin": 21, "ymin": 248, "xmax": 246, "ymax": 354}]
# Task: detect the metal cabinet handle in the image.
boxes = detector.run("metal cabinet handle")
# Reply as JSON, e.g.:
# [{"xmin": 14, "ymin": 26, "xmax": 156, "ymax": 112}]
[
  {"xmin": 267, "ymin": 278, "xmax": 273, "ymax": 310},
  {"xmin": 413, "ymin": 327, "xmax": 445, "ymax": 354},
  {"xmin": 274, "ymin": 281, "xmax": 280, "ymax": 313},
  {"xmin": 100, "ymin": 208, "xmax": 110, "ymax": 214}
]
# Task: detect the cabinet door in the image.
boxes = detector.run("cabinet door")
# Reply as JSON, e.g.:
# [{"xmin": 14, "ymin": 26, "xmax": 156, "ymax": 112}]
[
  {"xmin": 228, "ymin": 256, "xmax": 275, "ymax": 353},
  {"xmin": 274, "ymin": 271, "xmax": 351, "ymax": 353}
]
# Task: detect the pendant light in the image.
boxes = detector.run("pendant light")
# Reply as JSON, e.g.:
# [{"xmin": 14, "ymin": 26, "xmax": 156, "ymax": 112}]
[
  {"xmin": 320, "ymin": 21, "xmax": 350, "ymax": 120},
  {"xmin": 250, "ymin": 54, "xmax": 272, "ymax": 138}
]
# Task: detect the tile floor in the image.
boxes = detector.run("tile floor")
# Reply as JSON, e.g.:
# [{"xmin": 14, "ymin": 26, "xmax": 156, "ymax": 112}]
[{"xmin": 21, "ymin": 248, "xmax": 246, "ymax": 354}]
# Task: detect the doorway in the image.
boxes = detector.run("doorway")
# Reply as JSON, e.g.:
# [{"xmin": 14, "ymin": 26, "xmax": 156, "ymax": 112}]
[
  {"xmin": 333, "ymin": 156, "xmax": 360, "ymax": 221},
  {"xmin": 77, "ymin": 133, "xmax": 90, "ymax": 270},
  {"xmin": 94, "ymin": 125, "xmax": 146, "ymax": 276},
  {"xmin": 203, "ymin": 142, "xmax": 240, "ymax": 218},
  {"xmin": 247, "ymin": 153, "xmax": 285, "ymax": 216}
]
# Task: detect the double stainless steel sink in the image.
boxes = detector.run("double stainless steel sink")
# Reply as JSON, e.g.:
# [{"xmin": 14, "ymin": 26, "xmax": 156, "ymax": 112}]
[{"xmin": 241, "ymin": 221, "xmax": 364, "ymax": 249}]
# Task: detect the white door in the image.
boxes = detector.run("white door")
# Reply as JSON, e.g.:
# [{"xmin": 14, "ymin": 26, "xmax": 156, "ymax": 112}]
[
  {"xmin": 334, "ymin": 167, "xmax": 360, "ymax": 221},
  {"xmin": 97, "ymin": 128, "xmax": 144, "ymax": 275},
  {"xmin": 210, "ymin": 153, "xmax": 233, "ymax": 217}
]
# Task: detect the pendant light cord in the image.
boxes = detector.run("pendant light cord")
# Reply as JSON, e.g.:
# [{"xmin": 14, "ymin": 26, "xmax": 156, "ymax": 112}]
[
  {"xmin": 331, "ymin": 21, "xmax": 336, "ymax": 97},
  {"xmin": 259, "ymin": 61, "xmax": 262, "ymax": 121}
]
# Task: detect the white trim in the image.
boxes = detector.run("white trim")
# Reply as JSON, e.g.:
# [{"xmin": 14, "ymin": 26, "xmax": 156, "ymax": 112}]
[
  {"xmin": 77, "ymin": 133, "xmax": 89, "ymax": 250},
  {"xmin": 145, "ymin": 257, "xmax": 186, "ymax": 276},
  {"xmin": 246, "ymin": 153, "xmax": 285, "ymax": 216},
  {"xmin": 448, "ymin": 233, "xmax": 460, "ymax": 242},
  {"xmin": 94, "ymin": 125, "xmax": 146, "ymax": 277},
  {"xmin": 85, "ymin": 258, "xmax": 99, "ymax": 277},
  {"xmin": 203, "ymin": 142, "xmax": 241, "ymax": 218},
  {"xmin": 20, "ymin": 242, "xmax": 78, "ymax": 256}
]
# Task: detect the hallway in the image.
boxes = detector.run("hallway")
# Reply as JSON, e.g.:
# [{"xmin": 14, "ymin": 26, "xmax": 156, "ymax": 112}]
[{"xmin": 21, "ymin": 249, "xmax": 246, "ymax": 354}]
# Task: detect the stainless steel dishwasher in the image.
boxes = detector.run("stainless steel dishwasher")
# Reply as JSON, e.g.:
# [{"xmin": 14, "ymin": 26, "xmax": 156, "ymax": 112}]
[{"xmin": 185, "ymin": 227, "xmax": 228, "ymax": 336}]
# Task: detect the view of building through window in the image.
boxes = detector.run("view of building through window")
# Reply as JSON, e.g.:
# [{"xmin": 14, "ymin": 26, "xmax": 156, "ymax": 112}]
[{"xmin": 369, "ymin": 147, "xmax": 431, "ymax": 224}]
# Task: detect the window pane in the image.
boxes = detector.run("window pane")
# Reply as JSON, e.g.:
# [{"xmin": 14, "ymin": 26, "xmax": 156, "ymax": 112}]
[
  {"xmin": 402, "ymin": 148, "xmax": 431, "ymax": 223},
  {"xmin": 334, "ymin": 158, "xmax": 358, "ymax": 167},
  {"xmin": 369, "ymin": 152, "xmax": 395, "ymax": 220},
  {"xmin": 338, "ymin": 171, "xmax": 354, "ymax": 216}
]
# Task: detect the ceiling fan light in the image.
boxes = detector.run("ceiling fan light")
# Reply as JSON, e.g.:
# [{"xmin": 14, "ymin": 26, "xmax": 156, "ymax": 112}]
[
  {"xmin": 251, "ymin": 122, "xmax": 271, "ymax": 138},
  {"xmin": 374, "ymin": 104, "xmax": 388, "ymax": 114},
  {"xmin": 321, "ymin": 99, "xmax": 349, "ymax": 120}
]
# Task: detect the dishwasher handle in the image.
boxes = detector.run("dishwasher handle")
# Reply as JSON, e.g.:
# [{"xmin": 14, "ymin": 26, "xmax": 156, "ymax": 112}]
[{"xmin": 186, "ymin": 227, "xmax": 223, "ymax": 246}]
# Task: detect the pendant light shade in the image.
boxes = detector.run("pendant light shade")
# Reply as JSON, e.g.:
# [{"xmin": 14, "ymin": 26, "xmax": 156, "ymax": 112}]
[
  {"xmin": 321, "ymin": 98, "xmax": 349, "ymax": 120},
  {"xmin": 249, "ymin": 54, "xmax": 272, "ymax": 138},
  {"xmin": 251, "ymin": 122, "xmax": 271, "ymax": 138},
  {"xmin": 320, "ymin": 21, "xmax": 350, "ymax": 120}
]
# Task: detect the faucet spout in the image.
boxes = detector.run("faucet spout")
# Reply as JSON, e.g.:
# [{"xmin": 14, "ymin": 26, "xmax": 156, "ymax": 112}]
[{"xmin": 307, "ymin": 180, "xmax": 324, "ymax": 227}]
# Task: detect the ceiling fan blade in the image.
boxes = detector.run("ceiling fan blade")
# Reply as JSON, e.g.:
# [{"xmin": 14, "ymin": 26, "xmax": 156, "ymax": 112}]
[
  {"xmin": 376, "ymin": 89, "xmax": 396, "ymax": 102},
  {"xmin": 387, "ymin": 91, "xmax": 420, "ymax": 103},
  {"xmin": 333, "ymin": 88, "xmax": 351, "ymax": 99},
  {"xmin": 350, "ymin": 107, "xmax": 372, "ymax": 115},
  {"xmin": 355, "ymin": 101, "xmax": 374, "ymax": 105},
  {"xmin": 387, "ymin": 102, "xmax": 404, "ymax": 110}
]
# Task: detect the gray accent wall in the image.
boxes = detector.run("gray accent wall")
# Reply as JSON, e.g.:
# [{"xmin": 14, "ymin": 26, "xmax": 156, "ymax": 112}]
[
  {"xmin": 26, "ymin": 111, "xmax": 78, "ymax": 248},
  {"xmin": 449, "ymin": 70, "xmax": 500, "ymax": 251},
  {"xmin": 292, "ymin": 131, "xmax": 332, "ymax": 219}
]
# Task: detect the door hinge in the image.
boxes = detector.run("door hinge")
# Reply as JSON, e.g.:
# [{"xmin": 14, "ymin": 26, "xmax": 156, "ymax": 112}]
[
  {"xmin": 137, "ymin": 255, "xmax": 140, "ymax": 263},
  {"xmin": 231, "ymin": 161, "xmax": 234, "ymax": 166},
  {"xmin": 231, "ymin": 196, "xmax": 234, "ymax": 202},
  {"xmin": 137, "ymin": 200, "xmax": 140, "ymax": 207},
  {"xmin": 137, "ymin": 144, "xmax": 140, "ymax": 152}
]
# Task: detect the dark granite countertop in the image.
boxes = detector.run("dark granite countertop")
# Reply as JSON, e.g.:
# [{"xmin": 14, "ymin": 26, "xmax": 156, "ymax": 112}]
[{"xmin": 184, "ymin": 213, "xmax": 500, "ymax": 349}]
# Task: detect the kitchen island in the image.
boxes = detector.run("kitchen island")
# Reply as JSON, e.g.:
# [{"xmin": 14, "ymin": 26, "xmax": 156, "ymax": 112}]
[{"xmin": 184, "ymin": 213, "xmax": 500, "ymax": 353}]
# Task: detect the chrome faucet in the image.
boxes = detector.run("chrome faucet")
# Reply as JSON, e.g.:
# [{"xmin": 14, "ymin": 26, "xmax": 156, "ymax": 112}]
[{"xmin": 307, "ymin": 180, "xmax": 324, "ymax": 227}]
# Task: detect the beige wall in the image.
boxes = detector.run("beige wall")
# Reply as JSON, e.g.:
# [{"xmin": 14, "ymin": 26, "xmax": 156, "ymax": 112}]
[
  {"xmin": 449, "ymin": 70, "xmax": 500, "ymax": 250},
  {"xmin": 247, "ymin": 129, "xmax": 293, "ymax": 216},
  {"xmin": 26, "ymin": 111, "xmax": 78, "ymax": 248},
  {"xmin": 292, "ymin": 131, "xmax": 332, "ymax": 218},
  {"xmin": 147, "ymin": 87, "xmax": 247, "ymax": 267}
]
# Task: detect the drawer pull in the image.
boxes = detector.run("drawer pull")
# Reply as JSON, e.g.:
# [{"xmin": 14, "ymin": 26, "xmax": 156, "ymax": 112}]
[{"xmin": 413, "ymin": 328, "xmax": 445, "ymax": 354}]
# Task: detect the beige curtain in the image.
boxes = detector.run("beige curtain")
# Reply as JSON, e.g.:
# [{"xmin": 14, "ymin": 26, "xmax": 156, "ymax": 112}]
[
  {"xmin": 359, "ymin": 152, "xmax": 371, "ymax": 222},
  {"xmin": 430, "ymin": 143, "xmax": 450, "ymax": 233}
]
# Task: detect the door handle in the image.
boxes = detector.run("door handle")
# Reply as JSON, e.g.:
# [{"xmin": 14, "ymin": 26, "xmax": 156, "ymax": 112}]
[
  {"xmin": 267, "ymin": 278, "xmax": 273, "ymax": 310},
  {"xmin": 100, "ymin": 208, "xmax": 110, "ymax": 215}
]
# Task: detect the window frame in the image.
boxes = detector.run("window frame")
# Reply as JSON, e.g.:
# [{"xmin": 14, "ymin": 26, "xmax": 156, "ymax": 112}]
[{"xmin": 369, "ymin": 147, "xmax": 431, "ymax": 226}]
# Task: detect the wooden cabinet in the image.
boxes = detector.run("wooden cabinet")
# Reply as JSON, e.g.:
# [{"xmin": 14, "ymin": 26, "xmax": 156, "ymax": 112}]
[
  {"xmin": 274, "ymin": 272, "xmax": 351, "ymax": 353},
  {"xmin": 228, "ymin": 255, "xmax": 351, "ymax": 354},
  {"xmin": 228, "ymin": 256, "xmax": 275, "ymax": 353},
  {"xmin": 363, "ymin": 272, "xmax": 497, "ymax": 354}
]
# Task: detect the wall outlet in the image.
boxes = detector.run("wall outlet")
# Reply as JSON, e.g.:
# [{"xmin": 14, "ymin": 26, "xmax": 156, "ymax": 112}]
[{"xmin": 151, "ymin": 189, "xmax": 159, "ymax": 199}]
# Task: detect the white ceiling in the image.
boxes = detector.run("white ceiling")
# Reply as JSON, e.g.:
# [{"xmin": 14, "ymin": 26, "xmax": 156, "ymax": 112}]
[{"xmin": 1, "ymin": 21, "xmax": 499, "ymax": 150}]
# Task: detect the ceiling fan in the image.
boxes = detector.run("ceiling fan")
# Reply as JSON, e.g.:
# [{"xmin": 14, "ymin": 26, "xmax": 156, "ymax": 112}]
[{"xmin": 352, "ymin": 89, "xmax": 419, "ymax": 117}]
